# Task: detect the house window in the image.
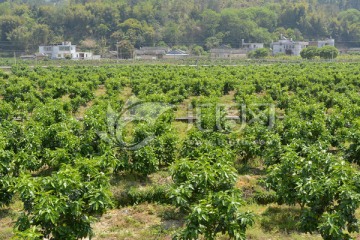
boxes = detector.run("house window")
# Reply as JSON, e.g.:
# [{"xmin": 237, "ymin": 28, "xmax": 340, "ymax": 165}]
[
  {"xmin": 59, "ymin": 46, "xmax": 70, "ymax": 51},
  {"xmin": 44, "ymin": 46, "xmax": 52, "ymax": 51},
  {"xmin": 58, "ymin": 54, "xmax": 61, "ymax": 58}
]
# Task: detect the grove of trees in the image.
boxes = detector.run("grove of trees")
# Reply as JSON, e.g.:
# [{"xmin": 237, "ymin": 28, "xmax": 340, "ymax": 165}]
[
  {"xmin": 1, "ymin": 63, "xmax": 360, "ymax": 239},
  {"xmin": 0, "ymin": 0, "xmax": 360, "ymax": 55}
]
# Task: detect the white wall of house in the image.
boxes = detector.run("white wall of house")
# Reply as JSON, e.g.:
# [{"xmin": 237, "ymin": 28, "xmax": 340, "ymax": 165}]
[
  {"xmin": 39, "ymin": 42, "xmax": 77, "ymax": 59},
  {"xmin": 271, "ymin": 40, "xmax": 309, "ymax": 56},
  {"xmin": 317, "ymin": 39, "xmax": 335, "ymax": 48},
  {"xmin": 39, "ymin": 42, "xmax": 100, "ymax": 60},
  {"xmin": 242, "ymin": 43, "xmax": 264, "ymax": 51},
  {"xmin": 74, "ymin": 52, "xmax": 93, "ymax": 60}
]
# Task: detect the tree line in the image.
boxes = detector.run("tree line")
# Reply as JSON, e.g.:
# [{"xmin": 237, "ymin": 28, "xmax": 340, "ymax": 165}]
[{"xmin": 0, "ymin": 0, "xmax": 359, "ymax": 55}]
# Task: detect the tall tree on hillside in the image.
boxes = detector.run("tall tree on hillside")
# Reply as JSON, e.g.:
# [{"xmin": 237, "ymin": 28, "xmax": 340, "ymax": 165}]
[{"xmin": 0, "ymin": 15, "xmax": 24, "ymax": 41}]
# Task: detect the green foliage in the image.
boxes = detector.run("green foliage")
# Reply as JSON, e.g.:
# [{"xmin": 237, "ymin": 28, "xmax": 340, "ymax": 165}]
[
  {"xmin": 319, "ymin": 46, "xmax": 339, "ymax": 59},
  {"xmin": 248, "ymin": 48, "xmax": 270, "ymax": 59},
  {"xmin": 300, "ymin": 46, "xmax": 319, "ymax": 59},
  {"xmin": 117, "ymin": 40, "xmax": 134, "ymax": 59},
  {"xmin": 116, "ymin": 185, "xmax": 171, "ymax": 207},
  {"xmin": 170, "ymin": 148, "xmax": 237, "ymax": 210},
  {"xmin": 170, "ymin": 130, "xmax": 253, "ymax": 239},
  {"xmin": 266, "ymin": 145, "xmax": 360, "ymax": 239},
  {"xmin": 175, "ymin": 190, "xmax": 254, "ymax": 240},
  {"xmin": 14, "ymin": 160, "xmax": 113, "ymax": 239},
  {"xmin": 2, "ymin": 63, "xmax": 360, "ymax": 240},
  {"xmin": 191, "ymin": 45, "xmax": 205, "ymax": 56},
  {"xmin": 0, "ymin": 1, "xmax": 358, "ymax": 53},
  {"xmin": 345, "ymin": 128, "xmax": 360, "ymax": 163}
]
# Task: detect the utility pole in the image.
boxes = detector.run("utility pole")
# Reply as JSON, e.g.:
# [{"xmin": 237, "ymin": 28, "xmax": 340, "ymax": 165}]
[{"xmin": 116, "ymin": 43, "xmax": 119, "ymax": 63}]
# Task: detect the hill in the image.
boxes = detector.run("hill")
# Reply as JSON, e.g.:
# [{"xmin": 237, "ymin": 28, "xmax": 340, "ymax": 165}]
[{"xmin": 0, "ymin": 0, "xmax": 359, "ymax": 55}]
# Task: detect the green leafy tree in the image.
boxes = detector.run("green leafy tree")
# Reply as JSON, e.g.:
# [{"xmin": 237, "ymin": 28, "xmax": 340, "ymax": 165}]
[
  {"xmin": 117, "ymin": 40, "xmax": 134, "ymax": 59},
  {"xmin": 248, "ymin": 48, "xmax": 270, "ymax": 58},
  {"xmin": 170, "ymin": 149, "xmax": 237, "ymax": 210},
  {"xmin": 14, "ymin": 160, "xmax": 113, "ymax": 240},
  {"xmin": 200, "ymin": 9, "xmax": 221, "ymax": 37},
  {"xmin": 7, "ymin": 26, "xmax": 32, "ymax": 52},
  {"xmin": 175, "ymin": 190, "xmax": 254, "ymax": 240},
  {"xmin": 300, "ymin": 46, "xmax": 319, "ymax": 59},
  {"xmin": 0, "ymin": 15, "xmax": 24, "ymax": 41},
  {"xmin": 191, "ymin": 45, "xmax": 205, "ymax": 56},
  {"xmin": 318, "ymin": 46, "xmax": 339, "ymax": 59},
  {"xmin": 266, "ymin": 145, "xmax": 360, "ymax": 239}
]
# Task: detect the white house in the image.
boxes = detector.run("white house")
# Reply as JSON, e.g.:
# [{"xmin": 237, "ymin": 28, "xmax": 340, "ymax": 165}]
[
  {"xmin": 164, "ymin": 49, "xmax": 189, "ymax": 59},
  {"xmin": 241, "ymin": 39, "xmax": 264, "ymax": 52},
  {"xmin": 210, "ymin": 46, "xmax": 247, "ymax": 58},
  {"xmin": 74, "ymin": 51, "xmax": 101, "ymax": 60},
  {"xmin": 134, "ymin": 47, "xmax": 169, "ymax": 60},
  {"xmin": 39, "ymin": 42, "xmax": 77, "ymax": 59},
  {"xmin": 318, "ymin": 39, "xmax": 335, "ymax": 48},
  {"xmin": 39, "ymin": 42, "xmax": 100, "ymax": 60},
  {"xmin": 271, "ymin": 36, "xmax": 309, "ymax": 56}
]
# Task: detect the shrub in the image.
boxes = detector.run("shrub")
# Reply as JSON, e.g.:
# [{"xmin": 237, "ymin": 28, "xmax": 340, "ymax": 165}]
[
  {"xmin": 14, "ymin": 161, "xmax": 113, "ymax": 239},
  {"xmin": 175, "ymin": 190, "xmax": 254, "ymax": 240},
  {"xmin": 300, "ymin": 46, "xmax": 319, "ymax": 59},
  {"xmin": 319, "ymin": 46, "xmax": 339, "ymax": 59},
  {"xmin": 248, "ymin": 48, "xmax": 270, "ymax": 59},
  {"xmin": 266, "ymin": 145, "xmax": 360, "ymax": 239}
]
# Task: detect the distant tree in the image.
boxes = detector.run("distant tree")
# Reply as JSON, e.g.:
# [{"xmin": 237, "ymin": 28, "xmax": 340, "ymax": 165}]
[
  {"xmin": 248, "ymin": 48, "xmax": 270, "ymax": 58},
  {"xmin": 200, "ymin": 9, "xmax": 220, "ymax": 37},
  {"xmin": 156, "ymin": 41, "xmax": 168, "ymax": 47},
  {"xmin": 79, "ymin": 38, "xmax": 97, "ymax": 52},
  {"xmin": 31, "ymin": 24, "xmax": 50, "ymax": 46},
  {"xmin": 162, "ymin": 22, "xmax": 181, "ymax": 46},
  {"xmin": 247, "ymin": 7, "xmax": 278, "ymax": 31},
  {"xmin": 191, "ymin": 45, "xmax": 205, "ymax": 56},
  {"xmin": 220, "ymin": 9, "xmax": 256, "ymax": 47},
  {"xmin": 319, "ymin": 46, "xmax": 339, "ymax": 59},
  {"xmin": 300, "ymin": 46, "xmax": 319, "ymax": 59},
  {"xmin": 250, "ymin": 27, "xmax": 273, "ymax": 44},
  {"xmin": 205, "ymin": 32, "xmax": 224, "ymax": 50},
  {"xmin": 0, "ymin": 15, "xmax": 24, "ymax": 41},
  {"xmin": 117, "ymin": 40, "xmax": 134, "ymax": 59},
  {"xmin": 7, "ymin": 26, "xmax": 32, "ymax": 52}
]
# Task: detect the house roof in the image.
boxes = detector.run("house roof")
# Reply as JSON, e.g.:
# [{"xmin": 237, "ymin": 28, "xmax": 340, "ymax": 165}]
[
  {"xmin": 166, "ymin": 49, "xmax": 188, "ymax": 55},
  {"xmin": 20, "ymin": 55, "xmax": 35, "ymax": 59},
  {"xmin": 271, "ymin": 40, "xmax": 309, "ymax": 46},
  {"xmin": 210, "ymin": 48, "xmax": 247, "ymax": 54},
  {"xmin": 140, "ymin": 47, "xmax": 169, "ymax": 51},
  {"xmin": 35, "ymin": 53, "xmax": 47, "ymax": 56},
  {"xmin": 135, "ymin": 49, "xmax": 166, "ymax": 55},
  {"xmin": 135, "ymin": 47, "xmax": 169, "ymax": 55},
  {"xmin": 242, "ymin": 43, "xmax": 264, "ymax": 45}
]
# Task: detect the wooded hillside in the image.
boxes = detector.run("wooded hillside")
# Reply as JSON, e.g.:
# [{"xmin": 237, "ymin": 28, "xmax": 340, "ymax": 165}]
[{"xmin": 0, "ymin": 0, "xmax": 359, "ymax": 54}]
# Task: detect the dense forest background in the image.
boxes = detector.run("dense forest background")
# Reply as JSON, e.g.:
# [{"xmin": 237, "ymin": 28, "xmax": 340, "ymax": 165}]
[{"xmin": 0, "ymin": 0, "xmax": 359, "ymax": 55}]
